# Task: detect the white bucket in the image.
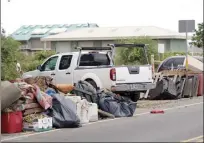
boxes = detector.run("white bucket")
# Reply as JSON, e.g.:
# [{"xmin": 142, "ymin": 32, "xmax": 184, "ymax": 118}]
[
  {"xmin": 76, "ymin": 102, "xmax": 82, "ymax": 121},
  {"xmin": 88, "ymin": 103, "xmax": 98, "ymax": 122},
  {"xmin": 80, "ymin": 99, "xmax": 89, "ymax": 124},
  {"xmin": 65, "ymin": 96, "xmax": 81, "ymax": 103},
  {"xmin": 65, "ymin": 96, "xmax": 82, "ymax": 120}
]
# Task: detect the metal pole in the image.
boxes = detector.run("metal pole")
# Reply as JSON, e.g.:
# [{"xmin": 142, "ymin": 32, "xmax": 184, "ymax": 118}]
[
  {"xmin": 185, "ymin": 23, "xmax": 188, "ymax": 71},
  {"xmin": 192, "ymin": 44, "xmax": 194, "ymax": 56}
]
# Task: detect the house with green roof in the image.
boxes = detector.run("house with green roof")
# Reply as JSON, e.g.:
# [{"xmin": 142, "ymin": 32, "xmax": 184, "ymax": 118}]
[
  {"xmin": 41, "ymin": 26, "xmax": 188, "ymax": 53},
  {"xmin": 11, "ymin": 23, "xmax": 99, "ymax": 54}
]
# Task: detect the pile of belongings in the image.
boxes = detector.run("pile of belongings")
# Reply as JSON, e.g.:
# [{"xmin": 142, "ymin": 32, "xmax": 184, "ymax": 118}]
[
  {"xmin": 3, "ymin": 76, "xmax": 53, "ymax": 115},
  {"xmin": 23, "ymin": 77, "xmax": 81, "ymax": 128},
  {"xmin": 2, "ymin": 77, "xmax": 54, "ymax": 131},
  {"xmin": 2, "ymin": 76, "xmax": 81, "ymax": 130},
  {"xmin": 2, "ymin": 76, "xmax": 137, "ymax": 132},
  {"xmin": 72, "ymin": 80, "xmax": 137, "ymax": 118}
]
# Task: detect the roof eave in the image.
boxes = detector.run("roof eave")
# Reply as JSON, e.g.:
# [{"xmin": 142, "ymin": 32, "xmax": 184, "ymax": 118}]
[{"xmin": 41, "ymin": 35, "xmax": 186, "ymax": 42}]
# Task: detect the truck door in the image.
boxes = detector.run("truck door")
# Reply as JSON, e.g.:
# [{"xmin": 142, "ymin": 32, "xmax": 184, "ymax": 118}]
[
  {"xmin": 39, "ymin": 56, "xmax": 59, "ymax": 84},
  {"xmin": 55, "ymin": 55, "xmax": 73, "ymax": 84}
]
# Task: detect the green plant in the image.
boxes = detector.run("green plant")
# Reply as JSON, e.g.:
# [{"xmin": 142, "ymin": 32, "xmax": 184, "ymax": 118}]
[
  {"xmin": 114, "ymin": 37, "xmax": 158, "ymax": 65},
  {"xmin": 1, "ymin": 34, "xmax": 56, "ymax": 80},
  {"xmin": 1, "ymin": 36, "xmax": 21, "ymax": 80},
  {"xmin": 21, "ymin": 51, "xmax": 56, "ymax": 72},
  {"xmin": 192, "ymin": 22, "xmax": 203, "ymax": 48}
]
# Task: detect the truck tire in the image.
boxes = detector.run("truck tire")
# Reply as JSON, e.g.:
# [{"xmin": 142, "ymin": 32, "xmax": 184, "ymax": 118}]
[
  {"xmin": 85, "ymin": 79, "xmax": 98, "ymax": 90},
  {"xmin": 130, "ymin": 93, "xmax": 140, "ymax": 102}
]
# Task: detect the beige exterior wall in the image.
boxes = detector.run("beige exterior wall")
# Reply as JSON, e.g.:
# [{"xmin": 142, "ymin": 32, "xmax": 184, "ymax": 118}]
[
  {"xmin": 157, "ymin": 39, "xmax": 171, "ymax": 52},
  {"xmin": 30, "ymin": 38, "xmax": 44, "ymax": 49},
  {"xmin": 53, "ymin": 40, "xmax": 116, "ymax": 53},
  {"xmin": 51, "ymin": 39, "xmax": 187, "ymax": 53},
  {"xmin": 78, "ymin": 41, "xmax": 94, "ymax": 47},
  {"xmin": 170, "ymin": 39, "xmax": 186, "ymax": 52},
  {"xmin": 102, "ymin": 40, "xmax": 114, "ymax": 46},
  {"xmin": 55, "ymin": 42, "xmax": 72, "ymax": 53}
]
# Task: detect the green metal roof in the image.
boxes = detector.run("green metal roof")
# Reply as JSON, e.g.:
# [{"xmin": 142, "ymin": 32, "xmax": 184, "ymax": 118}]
[{"xmin": 11, "ymin": 23, "xmax": 99, "ymax": 41}]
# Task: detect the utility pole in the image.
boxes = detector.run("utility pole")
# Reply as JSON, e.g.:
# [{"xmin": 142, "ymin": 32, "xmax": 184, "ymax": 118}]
[{"xmin": 185, "ymin": 22, "xmax": 189, "ymax": 71}]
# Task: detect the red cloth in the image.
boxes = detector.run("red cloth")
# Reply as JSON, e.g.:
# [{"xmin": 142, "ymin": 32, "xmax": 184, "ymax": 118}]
[{"xmin": 16, "ymin": 82, "xmax": 52, "ymax": 110}]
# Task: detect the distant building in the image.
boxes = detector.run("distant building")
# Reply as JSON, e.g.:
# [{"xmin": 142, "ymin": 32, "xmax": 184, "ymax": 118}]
[
  {"xmin": 41, "ymin": 26, "xmax": 188, "ymax": 53},
  {"xmin": 11, "ymin": 23, "xmax": 99, "ymax": 54}
]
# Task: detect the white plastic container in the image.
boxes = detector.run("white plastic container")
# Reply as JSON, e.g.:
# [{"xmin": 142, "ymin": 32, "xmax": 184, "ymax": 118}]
[
  {"xmin": 80, "ymin": 99, "xmax": 89, "ymax": 124},
  {"xmin": 65, "ymin": 96, "xmax": 81, "ymax": 103},
  {"xmin": 88, "ymin": 103, "xmax": 98, "ymax": 122},
  {"xmin": 65, "ymin": 96, "xmax": 82, "ymax": 120},
  {"xmin": 76, "ymin": 102, "xmax": 82, "ymax": 121}
]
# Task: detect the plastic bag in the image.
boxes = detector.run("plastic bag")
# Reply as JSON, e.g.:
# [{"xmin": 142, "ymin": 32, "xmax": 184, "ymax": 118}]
[
  {"xmin": 73, "ymin": 80, "xmax": 98, "ymax": 103},
  {"xmin": 46, "ymin": 94, "xmax": 81, "ymax": 128},
  {"xmin": 98, "ymin": 91, "xmax": 136, "ymax": 117}
]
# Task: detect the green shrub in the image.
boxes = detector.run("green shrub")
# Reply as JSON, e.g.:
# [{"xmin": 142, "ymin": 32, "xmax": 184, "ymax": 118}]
[
  {"xmin": 114, "ymin": 37, "xmax": 158, "ymax": 65},
  {"xmin": 1, "ymin": 35, "xmax": 56, "ymax": 80},
  {"xmin": 21, "ymin": 51, "xmax": 56, "ymax": 72},
  {"xmin": 1, "ymin": 37, "xmax": 21, "ymax": 80}
]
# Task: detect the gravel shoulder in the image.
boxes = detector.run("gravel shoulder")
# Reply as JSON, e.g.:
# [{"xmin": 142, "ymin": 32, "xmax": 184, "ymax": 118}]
[{"xmin": 137, "ymin": 96, "xmax": 203, "ymax": 109}]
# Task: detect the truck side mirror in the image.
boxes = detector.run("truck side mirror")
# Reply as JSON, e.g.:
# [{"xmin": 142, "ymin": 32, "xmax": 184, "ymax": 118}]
[{"xmin": 37, "ymin": 65, "xmax": 42, "ymax": 71}]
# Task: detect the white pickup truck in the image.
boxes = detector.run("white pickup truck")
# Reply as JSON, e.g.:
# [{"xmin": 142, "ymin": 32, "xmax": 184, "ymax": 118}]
[{"xmin": 22, "ymin": 44, "xmax": 155, "ymax": 101}]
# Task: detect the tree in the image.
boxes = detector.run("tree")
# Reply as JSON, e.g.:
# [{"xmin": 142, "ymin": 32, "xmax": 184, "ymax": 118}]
[
  {"xmin": 1, "ymin": 35, "xmax": 21, "ymax": 80},
  {"xmin": 191, "ymin": 22, "xmax": 203, "ymax": 48},
  {"xmin": 1, "ymin": 28, "xmax": 56, "ymax": 80},
  {"xmin": 114, "ymin": 37, "xmax": 158, "ymax": 65}
]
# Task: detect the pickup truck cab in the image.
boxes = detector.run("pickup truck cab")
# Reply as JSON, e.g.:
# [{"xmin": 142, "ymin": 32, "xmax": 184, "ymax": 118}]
[{"xmin": 23, "ymin": 44, "xmax": 155, "ymax": 101}]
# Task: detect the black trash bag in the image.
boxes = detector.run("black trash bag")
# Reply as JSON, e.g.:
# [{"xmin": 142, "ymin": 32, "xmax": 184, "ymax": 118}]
[
  {"xmin": 98, "ymin": 91, "xmax": 136, "ymax": 117},
  {"xmin": 45, "ymin": 94, "xmax": 81, "ymax": 128},
  {"xmin": 72, "ymin": 80, "xmax": 98, "ymax": 103}
]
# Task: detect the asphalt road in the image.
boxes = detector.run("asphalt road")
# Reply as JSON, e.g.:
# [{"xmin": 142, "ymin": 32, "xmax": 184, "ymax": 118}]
[{"xmin": 2, "ymin": 103, "xmax": 203, "ymax": 142}]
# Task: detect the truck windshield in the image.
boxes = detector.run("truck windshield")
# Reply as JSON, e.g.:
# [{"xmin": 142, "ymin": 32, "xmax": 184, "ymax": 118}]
[{"xmin": 79, "ymin": 53, "xmax": 110, "ymax": 66}]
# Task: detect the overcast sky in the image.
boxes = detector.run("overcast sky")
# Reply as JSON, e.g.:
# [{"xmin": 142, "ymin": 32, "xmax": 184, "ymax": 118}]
[{"xmin": 1, "ymin": 0, "xmax": 203, "ymax": 34}]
